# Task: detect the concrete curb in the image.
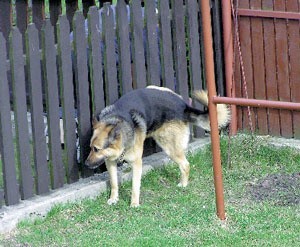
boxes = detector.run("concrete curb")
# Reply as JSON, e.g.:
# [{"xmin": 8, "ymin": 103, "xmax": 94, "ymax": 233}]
[{"xmin": 0, "ymin": 138, "xmax": 211, "ymax": 234}]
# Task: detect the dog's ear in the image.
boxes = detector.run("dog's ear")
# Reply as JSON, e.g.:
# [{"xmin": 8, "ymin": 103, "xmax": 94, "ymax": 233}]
[{"xmin": 92, "ymin": 116, "xmax": 101, "ymax": 129}]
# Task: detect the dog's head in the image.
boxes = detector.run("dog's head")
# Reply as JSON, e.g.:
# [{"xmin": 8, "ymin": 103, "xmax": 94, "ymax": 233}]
[{"xmin": 85, "ymin": 118, "xmax": 124, "ymax": 169}]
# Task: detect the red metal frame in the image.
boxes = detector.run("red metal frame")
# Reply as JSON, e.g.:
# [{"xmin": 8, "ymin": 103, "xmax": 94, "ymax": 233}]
[
  {"xmin": 201, "ymin": 1, "xmax": 300, "ymax": 220},
  {"xmin": 238, "ymin": 8, "xmax": 300, "ymax": 20}
]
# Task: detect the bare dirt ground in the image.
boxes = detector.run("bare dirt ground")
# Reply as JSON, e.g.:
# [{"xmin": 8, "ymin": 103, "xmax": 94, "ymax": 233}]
[{"xmin": 248, "ymin": 173, "xmax": 300, "ymax": 206}]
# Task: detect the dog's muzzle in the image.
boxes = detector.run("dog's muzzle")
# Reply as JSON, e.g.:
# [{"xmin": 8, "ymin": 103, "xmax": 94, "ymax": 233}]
[{"xmin": 85, "ymin": 157, "xmax": 105, "ymax": 169}]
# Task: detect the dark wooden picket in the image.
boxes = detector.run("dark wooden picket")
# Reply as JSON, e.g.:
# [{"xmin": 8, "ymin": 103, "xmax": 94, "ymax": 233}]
[
  {"xmin": 116, "ymin": 0, "xmax": 133, "ymax": 95},
  {"xmin": 130, "ymin": 0, "xmax": 147, "ymax": 89},
  {"xmin": 73, "ymin": 11, "xmax": 93, "ymax": 177},
  {"xmin": 158, "ymin": 0, "xmax": 175, "ymax": 91},
  {"xmin": 57, "ymin": 15, "xmax": 79, "ymax": 183},
  {"xmin": 102, "ymin": 3, "xmax": 119, "ymax": 104},
  {"xmin": 0, "ymin": 33, "xmax": 19, "ymax": 206},
  {"xmin": 88, "ymin": 7, "xmax": 105, "ymax": 116},
  {"xmin": 145, "ymin": 0, "xmax": 160, "ymax": 86},
  {"xmin": 186, "ymin": 0, "xmax": 204, "ymax": 138},
  {"xmin": 26, "ymin": 24, "xmax": 50, "ymax": 194},
  {"xmin": 10, "ymin": 28, "xmax": 34, "ymax": 200},
  {"xmin": 42, "ymin": 20, "xmax": 65, "ymax": 189},
  {"xmin": 171, "ymin": 0, "xmax": 189, "ymax": 102}
]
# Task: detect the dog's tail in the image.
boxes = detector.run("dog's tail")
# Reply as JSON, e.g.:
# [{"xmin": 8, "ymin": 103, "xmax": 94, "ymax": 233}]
[{"xmin": 189, "ymin": 90, "xmax": 231, "ymax": 131}]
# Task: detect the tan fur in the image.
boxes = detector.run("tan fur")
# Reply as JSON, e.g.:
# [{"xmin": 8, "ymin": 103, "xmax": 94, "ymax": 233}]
[
  {"xmin": 149, "ymin": 121, "xmax": 191, "ymax": 187},
  {"xmin": 193, "ymin": 90, "xmax": 231, "ymax": 130}
]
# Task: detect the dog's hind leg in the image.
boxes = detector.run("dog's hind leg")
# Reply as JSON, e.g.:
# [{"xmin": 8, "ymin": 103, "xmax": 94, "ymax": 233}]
[
  {"xmin": 151, "ymin": 122, "xmax": 191, "ymax": 187},
  {"xmin": 106, "ymin": 160, "xmax": 119, "ymax": 205}
]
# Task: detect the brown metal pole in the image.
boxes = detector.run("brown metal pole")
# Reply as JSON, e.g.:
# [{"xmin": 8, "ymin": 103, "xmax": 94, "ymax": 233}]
[
  {"xmin": 200, "ymin": 0, "xmax": 226, "ymax": 220},
  {"xmin": 213, "ymin": 96, "xmax": 300, "ymax": 111},
  {"xmin": 222, "ymin": 0, "xmax": 237, "ymax": 135}
]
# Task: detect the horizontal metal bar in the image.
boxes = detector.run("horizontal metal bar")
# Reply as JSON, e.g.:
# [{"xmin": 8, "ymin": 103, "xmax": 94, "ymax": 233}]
[
  {"xmin": 213, "ymin": 96, "xmax": 300, "ymax": 111},
  {"xmin": 238, "ymin": 8, "xmax": 300, "ymax": 20}
]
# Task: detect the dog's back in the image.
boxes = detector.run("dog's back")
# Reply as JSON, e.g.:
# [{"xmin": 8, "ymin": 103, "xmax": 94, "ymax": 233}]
[{"xmin": 111, "ymin": 86, "xmax": 191, "ymax": 133}]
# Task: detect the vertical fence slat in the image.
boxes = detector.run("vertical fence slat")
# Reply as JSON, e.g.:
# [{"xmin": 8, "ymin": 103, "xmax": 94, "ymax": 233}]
[
  {"xmin": 158, "ymin": 0, "xmax": 175, "ymax": 90},
  {"xmin": 238, "ymin": 1, "xmax": 256, "ymax": 131},
  {"xmin": 26, "ymin": 24, "xmax": 50, "ymax": 194},
  {"xmin": 274, "ymin": 0, "xmax": 293, "ymax": 138},
  {"xmin": 145, "ymin": 0, "xmax": 160, "ymax": 86},
  {"xmin": 73, "ymin": 11, "xmax": 93, "ymax": 177},
  {"xmin": 211, "ymin": 0, "xmax": 225, "ymax": 96},
  {"xmin": 171, "ymin": 0, "xmax": 189, "ymax": 101},
  {"xmin": 116, "ymin": 0, "xmax": 133, "ymax": 95},
  {"xmin": 0, "ymin": 33, "xmax": 19, "ymax": 205},
  {"xmin": 57, "ymin": 15, "xmax": 79, "ymax": 183},
  {"xmin": 42, "ymin": 20, "xmax": 65, "ymax": 189},
  {"xmin": 88, "ymin": 6, "xmax": 105, "ymax": 115},
  {"xmin": 130, "ymin": 0, "xmax": 147, "ymax": 89},
  {"xmin": 186, "ymin": 0, "xmax": 204, "ymax": 138},
  {"xmin": 10, "ymin": 27, "xmax": 34, "ymax": 200},
  {"xmin": 286, "ymin": 0, "xmax": 300, "ymax": 138},
  {"xmin": 102, "ymin": 3, "xmax": 119, "ymax": 104},
  {"xmin": 262, "ymin": 0, "xmax": 281, "ymax": 136},
  {"xmin": 250, "ymin": 0, "xmax": 268, "ymax": 135},
  {"xmin": 0, "ymin": 1, "xmax": 11, "ymax": 55},
  {"xmin": 32, "ymin": 0, "xmax": 45, "ymax": 32}
]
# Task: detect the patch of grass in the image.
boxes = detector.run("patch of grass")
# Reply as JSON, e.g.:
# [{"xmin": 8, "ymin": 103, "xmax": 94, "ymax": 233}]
[{"xmin": 2, "ymin": 134, "xmax": 300, "ymax": 246}]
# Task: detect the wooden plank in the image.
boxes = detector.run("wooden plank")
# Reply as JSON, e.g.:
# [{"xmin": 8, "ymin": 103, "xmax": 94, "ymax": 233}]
[
  {"xmin": 262, "ymin": 0, "xmax": 281, "ymax": 136},
  {"xmin": 0, "ymin": 1, "xmax": 11, "ymax": 51},
  {"xmin": 116, "ymin": 0, "xmax": 133, "ymax": 95},
  {"xmin": 250, "ymin": 0, "xmax": 268, "ymax": 135},
  {"xmin": 286, "ymin": 0, "xmax": 300, "ymax": 138},
  {"xmin": 0, "ymin": 33, "xmax": 19, "ymax": 206},
  {"xmin": 158, "ymin": 0, "xmax": 175, "ymax": 90},
  {"xmin": 102, "ymin": 3, "xmax": 119, "ymax": 104},
  {"xmin": 238, "ymin": 0, "xmax": 256, "ymax": 132},
  {"xmin": 186, "ymin": 0, "xmax": 204, "ymax": 137},
  {"xmin": 73, "ymin": 11, "xmax": 93, "ymax": 177},
  {"xmin": 32, "ymin": 0, "xmax": 45, "ymax": 31},
  {"xmin": 88, "ymin": 6, "xmax": 105, "ymax": 115},
  {"xmin": 16, "ymin": 0, "xmax": 28, "ymax": 47},
  {"xmin": 10, "ymin": 27, "xmax": 34, "ymax": 200},
  {"xmin": 211, "ymin": 0, "xmax": 225, "ymax": 96},
  {"xmin": 145, "ymin": 0, "xmax": 160, "ymax": 86},
  {"xmin": 26, "ymin": 24, "xmax": 50, "ymax": 194},
  {"xmin": 171, "ymin": 0, "xmax": 189, "ymax": 102},
  {"xmin": 82, "ymin": 0, "xmax": 95, "ymax": 17},
  {"xmin": 130, "ymin": 0, "xmax": 147, "ymax": 89},
  {"xmin": 42, "ymin": 20, "xmax": 65, "ymax": 189},
  {"xmin": 274, "ymin": 0, "xmax": 293, "ymax": 138},
  {"xmin": 57, "ymin": 15, "xmax": 79, "ymax": 183},
  {"xmin": 66, "ymin": 0, "xmax": 78, "ymax": 27}
]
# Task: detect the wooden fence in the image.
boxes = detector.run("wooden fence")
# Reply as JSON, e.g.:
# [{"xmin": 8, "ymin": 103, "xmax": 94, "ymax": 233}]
[
  {"xmin": 0, "ymin": 0, "xmax": 225, "ymax": 207},
  {"xmin": 234, "ymin": 0, "xmax": 300, "ymax": 138}
]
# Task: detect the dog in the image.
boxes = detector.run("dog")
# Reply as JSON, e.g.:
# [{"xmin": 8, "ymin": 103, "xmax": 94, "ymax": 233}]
[{"xmin": 85, "ymin": 86, "xmax": 230, "ymax": 207}]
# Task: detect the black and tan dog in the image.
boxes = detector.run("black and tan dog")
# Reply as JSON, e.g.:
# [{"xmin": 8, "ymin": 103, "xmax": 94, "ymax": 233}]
[{"xmin": 85, "ymin": 86, "xmax": 230, "ymax": 207}]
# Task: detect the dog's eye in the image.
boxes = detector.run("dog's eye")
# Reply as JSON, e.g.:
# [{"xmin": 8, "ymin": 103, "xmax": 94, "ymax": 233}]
[{"xmin": 93, "ymin": 147, "xmax": 100, "ymax": 153}]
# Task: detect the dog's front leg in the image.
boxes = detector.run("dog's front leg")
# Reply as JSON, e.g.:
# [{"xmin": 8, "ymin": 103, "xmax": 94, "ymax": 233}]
[
  {"xmin": 130, "ymin": 158, "xmax": 143, "ymax": 207},
  {"xmin": 106, "ymin": 160, "xmax": 119, "ymax": 205}
]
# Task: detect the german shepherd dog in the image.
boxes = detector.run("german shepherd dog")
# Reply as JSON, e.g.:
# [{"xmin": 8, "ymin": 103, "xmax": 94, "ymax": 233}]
[{"xmin": 85, "ymin": 86, "xmax": 230, "ymax": 207}]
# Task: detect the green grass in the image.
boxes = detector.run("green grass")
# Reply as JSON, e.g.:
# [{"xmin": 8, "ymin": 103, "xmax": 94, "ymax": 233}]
[{"xmin": 2, "ymin": 134, "xmax": 300, "ymax": 246}]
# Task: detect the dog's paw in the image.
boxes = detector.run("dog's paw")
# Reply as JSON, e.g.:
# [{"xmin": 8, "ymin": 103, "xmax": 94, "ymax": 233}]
[
  {"xmin": 177, "ymin": 182, "xmax": 188, "ymax": 188},
  {"xmin": 107, "ymin": 198, "xmax": 119, "ymax": 205},
  {"xmin": 130, "ymin": 202, "xmax": 140, "ymax": 208}
]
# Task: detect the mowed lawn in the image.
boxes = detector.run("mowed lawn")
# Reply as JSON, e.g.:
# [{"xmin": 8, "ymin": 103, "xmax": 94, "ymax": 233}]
[{"xmin": 2, "ymin": 134, "xmax": 300, "ymax": 246}]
